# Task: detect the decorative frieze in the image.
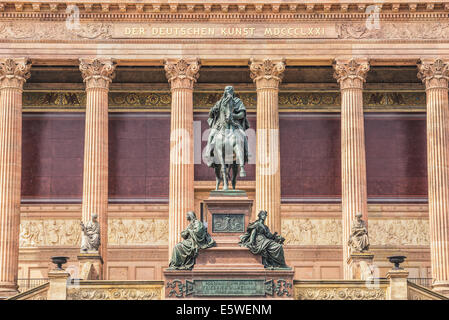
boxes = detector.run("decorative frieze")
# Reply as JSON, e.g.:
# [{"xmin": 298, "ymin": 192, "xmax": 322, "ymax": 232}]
[
  {"xmin": 21, "ymin": 91, "xmax": 426, "ymax": 112},
  {"xmin": 295, "ymin": 287, "xmax": 386, "ymax": 300},
  {"xmin": 19, "ymin": 218, "xmax": 168, "ymax": 247},
  {"xmin": 67, "ymin": 287, "xmax": 162, "ymax": 300},
  {"xmin": 281, "ymin": 218, "xmax": 429, "ymax": 246},
  {"xmin": 108, "ymin": 218, "xmax": 168, "ymax": 246}
]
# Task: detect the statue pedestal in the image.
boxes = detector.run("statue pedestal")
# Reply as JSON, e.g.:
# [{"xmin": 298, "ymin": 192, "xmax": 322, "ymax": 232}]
[
  {"xmin": 77, "ymin": 253, "xmax": 103, "ymax": 280},
  {"xmin": 163, "ymin": 191, "xmax": 294, "ymax": 299},
  {"xmin": 347, "ymin": 252, "xmax": 374, "ymax": 280}
]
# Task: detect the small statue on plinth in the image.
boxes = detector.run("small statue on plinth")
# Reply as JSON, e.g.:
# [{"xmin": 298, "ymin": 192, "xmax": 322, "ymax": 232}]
[
  {"xmin": 348, "ymin": 212, "xmax": 370, "ymax": 253},
  {"xmin": 204, "ymin": 86, "xmax": 250, "ymax": 191},
  {"xmin": 168, "ymin": 211, "xmax": 216, "ymax": 270},
  {"xmin": 80, "ymin": 213, "xmax": 101, "ymax": 253},
  {"xmin": 239, "ymin": 210, "xmax": 290, "ymax": 269}
]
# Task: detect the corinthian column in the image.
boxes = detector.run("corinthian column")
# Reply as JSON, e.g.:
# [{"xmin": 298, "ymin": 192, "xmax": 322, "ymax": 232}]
[
  {"xmin": 333, "ymin": 58, "xmax": 370, "ymax": 279},
  {"xmin": 249, "ymin": 58, "xmax": 285, "ymax": 234},
  {"xmin": 164, "ymin": 59, "xmax": 200, "ymax": 258},
  {"xmin": 79, "ymin": 58, "xmax": 116, "ymax": 274},
  {"xmin": 418, "ymin": 58, "xmax": 449, "ymax": 295},
  {"xmin": 0, "ymin": 58, "xmax": 31, "ymax": 298}
]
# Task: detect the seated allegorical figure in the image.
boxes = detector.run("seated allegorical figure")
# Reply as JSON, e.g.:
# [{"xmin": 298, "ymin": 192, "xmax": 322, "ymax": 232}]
[
  {"xmin": 168, "ymin": 211, "xmax": 216, "ymax": 270},
  {"xmin": 80, "ymin": 213, "xmax": 101, "ymax": 253},
  {"xmin": 239, "ymin": 210, "xmax": 290, "ymax": 269},
  {"xmin": 348, "ymin": 212, "xmax": 370, "ymax": 253}
]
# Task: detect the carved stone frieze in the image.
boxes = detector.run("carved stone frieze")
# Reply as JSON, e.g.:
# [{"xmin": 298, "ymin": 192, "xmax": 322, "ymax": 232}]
[
  {"xmin": 281, "ymin": 218, "xmax": 429, "ymax": 246},
  {"xmin": 337, "ymin": 22, "xmax": 449, "ymax": 40},
  {"xmin": 295, "ymin": 287, "xmax": 386, "ymax": 300},
  {"xmin": 282, "ymin": 218, "xmax": 342, "ymax": 246},
  {"xmin": 0, "ymin": 22, "xmax": 112, "ymax": 40},
  {"xmin": 369, "ymin": 219, "xmax": 429, "ymax": 246},
  {"xmin": 67, "ymin": 287, "xmax": 162, "ymax": 300},
  {"xmin": 19, "ymin": 219, "xmax": 81, "ymax": 247},
  {"xmin": 108, "ymin": 218, "xmax": 168, "ymax": 246}
]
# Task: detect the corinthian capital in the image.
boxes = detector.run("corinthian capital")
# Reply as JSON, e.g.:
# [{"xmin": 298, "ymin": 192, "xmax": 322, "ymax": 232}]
[
  {"xmin": 164, "ymin": 58, "xmax": 201, "ymax": 90},
  {"xmin": 79, "ymin": 58, "xmax": 117, "ymax": 90},
  {"xmin": 249, "ymin": 58, "xmax": 285, "ymax": 89},
  {"xmin": 333, "ymin": 58, "xmax": 370, "ymax": 90},
  {"xmin": 0, "ymin": 57, "xmax": 32, "ymax": 90},
  {"xmin": 417, "ymin": 58, "xmax": 449, "ymax": 89}
]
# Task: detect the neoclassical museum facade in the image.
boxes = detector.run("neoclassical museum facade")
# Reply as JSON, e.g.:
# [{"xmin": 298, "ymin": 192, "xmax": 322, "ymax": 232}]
[{"xmin": 1, "ymin": 0, "xmax": 449, "ymax": 299}]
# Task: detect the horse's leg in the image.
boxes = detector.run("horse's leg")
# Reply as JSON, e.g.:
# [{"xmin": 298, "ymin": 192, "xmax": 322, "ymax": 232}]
[
  {"xmin": 234, "ymin": 136, "xmax": 246, "ymax": 177},
  {"xmin": 214, "ymin": 165, "xmax": 221, "ymax": 190},
  {"xmin": 231, "ymin": 164, "xmax": 238, "ymax": 189},
  {"xmin": 217, "ymin": 137, "xmax": 228, "ymax": 190}
]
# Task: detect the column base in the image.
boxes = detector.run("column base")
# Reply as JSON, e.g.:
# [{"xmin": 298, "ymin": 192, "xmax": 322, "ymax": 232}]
[
  {"xmin": 432, "ymin": 281, "xmax": 449, "ymax": 297},
  {"xmin": 0, "ymin": 282, "xmax": 19, "ymax": 299},
  {"xmin": 77, "ymin": 253, "xmax": 103, "ymax": 280},
  {"xmin": 347, "ymin": 252, "xmax": 374, "ymax": 280}
]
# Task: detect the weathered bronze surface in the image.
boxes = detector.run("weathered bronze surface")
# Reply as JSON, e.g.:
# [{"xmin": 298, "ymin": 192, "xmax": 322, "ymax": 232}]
[
  {"xmin": 239, "ymin": 210, "xmax": 290, "ymax": 269},
  {"xmin": 204, "ymin": 86, "xmax": 250, "ymax": 191},
  {"xmin": 212, "ymin": 214, "xmax": 245, "ymax": 233},
  {"xmin": 168, "ymin": 211, "xmax": 215, "ymax": 270},
  {"xmin": 348, "ymin": 212, "xmax": 370, "ymax": 253}
]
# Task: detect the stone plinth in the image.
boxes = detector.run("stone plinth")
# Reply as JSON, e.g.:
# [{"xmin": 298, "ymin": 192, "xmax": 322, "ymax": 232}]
[
  {"xmin": 347, "ymin": 252, "xmax": 374, "ymax": 280},
  {"xmin": 164, "ymin": 269, "xmax": 294, "ymax": 300},
  {"xmin": 47, "ymin": 270, "xmax": 70, "ymax": 300},
  {"xmin": 77, "ymin": 253, "xmax": 103, "ymax": 280},
  {"xmin": 203, "ymin": 190, "xmax": 253, "ymax": 244},
  {"xmin": 386, "ymin": 269, "xmax": 409, "ymax": 300}
]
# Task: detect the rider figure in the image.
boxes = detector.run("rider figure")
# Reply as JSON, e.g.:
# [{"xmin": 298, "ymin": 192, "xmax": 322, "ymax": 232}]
[{"xmin": 205, "ymin": 86, "xmax": 249, "ymax": 177}]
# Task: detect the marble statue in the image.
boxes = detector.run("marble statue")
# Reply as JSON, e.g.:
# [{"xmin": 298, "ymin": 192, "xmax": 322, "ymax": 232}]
[
  {"xmin": 239, "ymin": 210, "xmax": 290, "ymax": 269},
  {"xmin": 204, "ymin": 86, "xmax": 249, "ymax": 191},
  {"xmin": 348, "ymin": 212, "xmax": 370, "ymax": 253},
  {"xmin": 168, "ymin": 211, "xmax": 216, "ymax": 270},
  {"xmin": 80, "ymin": 213, "xmax": 101, "ymax": 253}
]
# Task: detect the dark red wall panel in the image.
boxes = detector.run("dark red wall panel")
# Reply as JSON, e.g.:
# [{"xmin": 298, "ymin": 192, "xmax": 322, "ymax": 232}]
[
  {"xmin": 280, "ymin": 114, "xmax": 341, "ymax": 199},
  {"xmin": 22, "ymin": 113, "xmax": 84, "ymax": 200},
  {"xmin": 108, "ymin": 113, "xmax": 170, "ymax": 200},
  {"xmin": 365, "ymin": 114, "xmax": 427, "ymax": 198}
]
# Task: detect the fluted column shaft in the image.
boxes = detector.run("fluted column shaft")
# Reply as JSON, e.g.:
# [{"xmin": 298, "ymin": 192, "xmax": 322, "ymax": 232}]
[
  {"xmin": 165, "ymin": 59, "xmax": 200, "ymax": 258},
  {"xmin": 418, "ymin": 59, "xmax": 449, "ymax": 295},
  {"xmin": 0, "ymin": 58, "xmax": 31, "ymax": 298},
  {"xmin": 79, "ymin": 58, "xmax": 116, "ymax": 276},
  {"xmin": 333, "ymin": 58, "xmax": 370, "ymax": 279},
  {"xmin": 250, "ymin": 59, "xmax": 285, "ymax": 233}
]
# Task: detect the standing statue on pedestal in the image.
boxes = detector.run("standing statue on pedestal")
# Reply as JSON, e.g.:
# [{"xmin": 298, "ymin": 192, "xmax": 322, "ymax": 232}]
[
  {"xmin": 239, "ymin": 210, "xmax": 289, "ymax": 269},
  {"xmin": 204, "ymin": 86, "xmax": 250, "ymax": 190},
  {"xmin": 80, "ymin": 213, "xmax": 101, "ymax": 253},
  {"xmin": 348, "ymin": 212, "xmax": 370, "ymax": 253},
  {"xmin": 168, "ymin": 211, "xmax": 216, "ymax": 270}
]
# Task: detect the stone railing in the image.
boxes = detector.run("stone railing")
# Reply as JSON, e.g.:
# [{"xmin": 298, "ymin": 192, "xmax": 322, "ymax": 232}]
[
  {"xmin": 7, "ymin": 282, "xmax": 49, "ymax": 300},
  {"xmin": 407, "ymin": 281, "xmax": 448, "ymax": 300}
]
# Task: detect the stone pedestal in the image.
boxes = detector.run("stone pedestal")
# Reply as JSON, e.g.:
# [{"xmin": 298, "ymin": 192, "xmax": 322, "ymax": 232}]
[
  {"xmin": 386, "ymin": 269, "xmax": 409, "ymax": 300},
  {"xmin": 347, "ymin": 252, "xmax": 374, "ymax": 280},
  {"xmin": 164, "ymin": 191, "xmax": 294, "ymax": 299},
  {"xmin": 47, "ymin": 270, "xmax": 70, "ymax": 300},
  {"xmin": 77, "ymin": 253, "xmax": 103, "ymax": 280}
]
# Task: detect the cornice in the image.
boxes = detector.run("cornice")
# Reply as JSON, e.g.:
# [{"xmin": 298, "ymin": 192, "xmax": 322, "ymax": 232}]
[{"xmin": 2, "ymin": 2, "xmax": 449, "ymax": 20}]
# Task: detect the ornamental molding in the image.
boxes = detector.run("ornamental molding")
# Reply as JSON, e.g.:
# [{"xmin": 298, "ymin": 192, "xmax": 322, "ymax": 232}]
[
  {"xmin": 249, "ymin": 58, "xmax": 286, "ymax": 89},
  {"xmin": 0, "ymin": 2, "xmax": 449, "ymax": 17},
  {"xmin": 295, "ymin": 286, "xmax": 386, "ymax": 300},
  {"xmin": 67, "ymin": 287, "xmax": 162, "ymax": 300}
]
